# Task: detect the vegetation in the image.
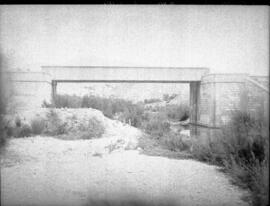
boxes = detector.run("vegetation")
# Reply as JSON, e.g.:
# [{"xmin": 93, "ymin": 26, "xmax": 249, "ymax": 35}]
[
  {"xmin": 190, "ymin": 111, "xmax": 269, "ymax": 206},
  {"xmin": 140, "ymin": 109, "xmax": 269, "ymax": 205},
  {"xmin": 161, "ymin": 132, "xmax": 191, "ymax": 152},
  {"xmin": 143, "ymin": 98, "xmax": 161, "ymax": 104},
  {"xmin": 4, "ymin": 109, "xmax": 105, "ymax": 140},
  {"xmin": 163, "ymin": 93, "xmax": 177, "ymax": 102},
  {"xmin": 3, "ymin": 89, "xmax": 269, "ymax": 205},
  {"xmin": 31, "ymin": 117, "xmax": 46, "ymax": 135},
  {"xmin": 68, "ymin": 117, "xmax": 105, "ymax": 140},
  {"xmin": 44, "ymin": 94, "xmax": 145, "ymax": 126},
  {"xmin": 42, "ymin": 94, "xmax": 191, "ymax": 146}
]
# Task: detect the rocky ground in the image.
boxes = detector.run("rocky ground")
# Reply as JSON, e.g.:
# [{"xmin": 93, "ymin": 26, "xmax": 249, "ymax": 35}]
[{"xmin": 1, "ymin": 109, "xmax": 249, "ymax": 206}]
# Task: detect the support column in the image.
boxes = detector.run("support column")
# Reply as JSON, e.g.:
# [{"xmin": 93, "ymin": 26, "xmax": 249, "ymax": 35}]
[
  {"xmin": 51, "ymin": 80, "xmax": 57, "ymax": 106},
  {"xmin": 190, "ymin": 82, "xmax": 200, "ymax": 135}
]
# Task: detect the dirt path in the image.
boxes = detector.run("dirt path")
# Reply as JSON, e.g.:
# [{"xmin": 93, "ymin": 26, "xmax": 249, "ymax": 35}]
[{"xmin": 1, "ymin": 136, "xmax": 249, "ymax": 206}]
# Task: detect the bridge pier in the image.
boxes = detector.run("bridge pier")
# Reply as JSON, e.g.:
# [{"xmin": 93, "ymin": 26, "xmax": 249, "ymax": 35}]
[
  {"xmin": 189, "ymin": 82, "xmax": 200, "ymax": 135},
  {"xmin": 51, "ymin": 80, "xmax": 57, "ymax": 106}
]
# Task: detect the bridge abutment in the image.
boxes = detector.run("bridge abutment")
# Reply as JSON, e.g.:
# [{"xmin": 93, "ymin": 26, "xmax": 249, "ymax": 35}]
[{"xmin": 192, "ymin": 73, "xmax": 269, "ymax": 143}]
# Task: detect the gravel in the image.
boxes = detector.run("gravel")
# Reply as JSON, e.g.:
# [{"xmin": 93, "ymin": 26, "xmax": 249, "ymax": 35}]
[{"xmin": 1, "ymin": 109, "xmax": 249, "ymax": 206}]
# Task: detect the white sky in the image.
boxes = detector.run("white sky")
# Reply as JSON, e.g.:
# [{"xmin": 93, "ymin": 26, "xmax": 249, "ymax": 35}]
[{"xmin": 0, "ymin": 5, "xmax": 269, "ymax": 76}]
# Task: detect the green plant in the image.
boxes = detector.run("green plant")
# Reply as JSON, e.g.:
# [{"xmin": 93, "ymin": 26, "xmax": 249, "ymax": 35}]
[
  {"xmin": 163, "ymin": 93, "xmax": 177, "ymax": 102},
  {"xmin": 15, "ymin": 116, "xmax": 21, "ymax": 127},
  {"xmin": 0, "ymin": 119, "xmax": 9, "ymax": 148},
  {"xmin": 165, "ymin": 104, "xmax": 189, "ymax": 121},
  {"xmin": 44, "ymin": 109, "xmax": 67, "ymax": 136},
  {"xmin": 190, "ymin": 111, "xmax": 269, "ymax": 206},
  {"xmin": 79, "ymin": 117, "xmax": 105, "ymax": 139},
  {"xmin": 42, "ymin": 100, "xmax": 53, "ymax": 108},
  {"xmin": 16, "ymin": 124, "xmax": 32, "ymax": 137},
  {"xmin": 143, "ymin": 113, "xmax": 170, "ymax": 138},
  {"xmin": 144, "ymin": 98, "xmax": 162, "ymax": 104},
  {"xmin": 161, "ymin": 132, "xmax": 191, "ymax": 152},
  {"xmin": 31, "ymin": 117, "xmax": 46, "ymax": 135}
]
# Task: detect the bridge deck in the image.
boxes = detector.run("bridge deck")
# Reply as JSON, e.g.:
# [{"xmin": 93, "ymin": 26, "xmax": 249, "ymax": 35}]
[{"xmin": 42, "ymin": 66, "xmax": 209, "ymax": 82}]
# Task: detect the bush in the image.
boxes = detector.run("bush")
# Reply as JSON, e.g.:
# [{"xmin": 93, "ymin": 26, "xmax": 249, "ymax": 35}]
[
  {"xmin": 42, "ymin": 100, "xmax": 53, "ymax": 108},
  {"xmin": 31, "ymin": 117, "xmax": 46, "ymax": 135},
  {"xmin": 161, "ymin": 132, "xmax": 191, "ymax": 152},
  {"xmin": 144, "ymin": 98, "xmax": 162, "ymax": 104},
  {"xmin": 3, "ymin": 116, "xmax": 33, "ymax": 138},
  {"xmin": 75, "ymin": 117, "xmax": 105, "ymax": 139},
  {"xmin": 190, "ymin": 111, "xmax": 269, "ymax": 206},
  {"xmin": 0, "ymin": 119, "xmax": 9, "ymax": 148},
  {"xmin": 165, "ymin": 104, "xmax": 189, "ymax": 121},
  {"xmin": 15, "ymin": 116, "xmax": 21, "ymax": 127},
  {"xmin": 143, "ymin": 113, "xmax": 170, "ymax": 138},
  {"xmin": 16, "ymin": 124, "xmax": 32, "ymax": 137},
  {"xmin": 44, "ymin": 109, "xmax": 68, "ymax": 136},
  {"xmin": 43, "ymin": 109, "xmax": 105, "ymax": 140},
  {"xmin": 163, "ymin": 93, "xmax": 177, "ymax": 102}
]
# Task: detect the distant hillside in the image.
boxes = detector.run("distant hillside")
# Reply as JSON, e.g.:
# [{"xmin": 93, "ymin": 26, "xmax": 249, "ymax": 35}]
[
  {"xmin": 58, "ymin": 83, "xmax": 189, "ymax": 104},
  {"xmin": 144, "ymin": 92, "xmax": 189, "ymax": 109}
]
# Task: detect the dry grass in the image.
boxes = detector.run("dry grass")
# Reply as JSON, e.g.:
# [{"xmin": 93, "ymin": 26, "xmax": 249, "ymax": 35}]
[
  {"xmin": 190, "ymin": 111, "xmax": 269, "ymax": 206},
  {"xmin": 31, "ymin": 117, "xmax": 46, "ymax": 135},
  {"xmin": 4, "ymin": 109, "xmax": 105, "ymax": 140},
  {"xmin": 43, "ymin": 110, "xmax": 105, "ymax": 140}
]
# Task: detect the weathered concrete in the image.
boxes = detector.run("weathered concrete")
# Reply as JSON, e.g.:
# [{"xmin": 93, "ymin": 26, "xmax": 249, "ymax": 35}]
[
  {"xmin": 2, "ymin": 71, "xmax": 51, "ymax": 113},
  {"xmin": 198, "ymin": 73, "xmax": 269, "ymax": 128},
  {"xmin": 191, "ymin": 73, "xmax": 269, "ymax": 142},
  {"xmin": 42, "ymin": 66, "xmax": 209, "ymax": 82}
]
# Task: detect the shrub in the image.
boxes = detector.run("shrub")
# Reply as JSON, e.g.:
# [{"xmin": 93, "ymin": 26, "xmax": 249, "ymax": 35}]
[
  {"xmin": 15, "ymin": 116, "xmax": 21, "ymax": 127},
  {"xmin": 161, "ymin": 132, "xmax": 191, "ymax": 152},
  {"xmin": 144, "ymin": 98, "xmax": 162, "ymax": 104},
  {"xmin": 165, "ymin": 104, "xmax": 189, "ymax": 121},
  {"xmin": 163, "ymin": 93, "xmax": 177, "ymax": 102},
  {"xmin": 31, "ymin": 117, "xmax": 46, "ymax": 135},
  {"xmin": 43, "ymin": 109, "xmax": 105, "ymax": 140},
  {"xmin": 190, "ymin": 111, "xmax": 269, "ymax": 206},
  {"xmin": 44, "ymin": 109, "xmax": 68, "ymax": 136},
  {"xmin": 16, "ymin": 124, "xmax": 32, "ymax": 137},
  {"xmin": 42, "ymin": 100, "xmax": 53, "ymax": 108},
  {"xmin": 143, "ymin": 113, "xmax": 170, "ymax": 138},
  {"xmin": 3, "ymin": 116, "xmax": 33, "ymax": 138},
  {"xmin": 77, "ymin": 117, "xmax": 105, "ymax": 139},
  {"xmin": 0, "ymin": 119, "xmax": 9, "ymax": 148}
]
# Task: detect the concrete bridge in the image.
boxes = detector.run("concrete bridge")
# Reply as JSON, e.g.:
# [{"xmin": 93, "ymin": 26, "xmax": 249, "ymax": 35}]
[{"xmin": 3, "ymin": 66, "xmax": 269, "ymax": 138}]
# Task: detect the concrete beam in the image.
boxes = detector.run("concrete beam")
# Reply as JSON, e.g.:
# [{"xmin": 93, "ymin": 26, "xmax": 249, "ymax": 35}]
[{"xmin": 42, "ymin": 66, "xmax": 209, "ymax": 82}]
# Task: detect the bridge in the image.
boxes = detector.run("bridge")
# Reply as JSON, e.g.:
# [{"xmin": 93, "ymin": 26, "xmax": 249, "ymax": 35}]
[{"xmin": 3, "ymin": 66, "xmax": 269, "ymax": 139}]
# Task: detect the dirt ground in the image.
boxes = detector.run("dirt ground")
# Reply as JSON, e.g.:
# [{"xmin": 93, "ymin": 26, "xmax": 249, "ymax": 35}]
[{"xmin": 1, "ymin": 134, "xmax": 249, "ymax": 206}]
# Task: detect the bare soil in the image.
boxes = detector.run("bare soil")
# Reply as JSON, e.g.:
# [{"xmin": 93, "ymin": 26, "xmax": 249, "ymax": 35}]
[{"xmin": 1, "ymin": 134, "xmax": 249, "ymax": 206}]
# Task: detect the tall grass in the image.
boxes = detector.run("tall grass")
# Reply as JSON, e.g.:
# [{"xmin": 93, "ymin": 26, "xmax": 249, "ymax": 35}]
[
  {"xmin": 44, "ymin": 94, "xmax": 190, "ymax": 128},
  {"xmin": 31, "ymin": 117, "xmax": 46, "ymax": 135},
  {"xmin": 191, "ymin": 111, "xmax": 269, "ymax": 206},
  {"xmin": 45, "ymin": 94, "xmax": 145, "ymax": 127}
]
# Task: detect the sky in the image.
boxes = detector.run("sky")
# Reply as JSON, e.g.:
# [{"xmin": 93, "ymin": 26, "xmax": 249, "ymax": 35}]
[{"xmin": 0, "ymin": 5, "xmax": 269, "ymax": 76}]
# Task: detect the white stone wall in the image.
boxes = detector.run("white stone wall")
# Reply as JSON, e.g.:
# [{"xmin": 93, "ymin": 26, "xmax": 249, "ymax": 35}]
[{"xmin": 4, "ymin": 71, "xmax": 52, "ymax": 113}]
